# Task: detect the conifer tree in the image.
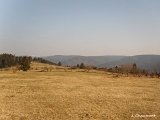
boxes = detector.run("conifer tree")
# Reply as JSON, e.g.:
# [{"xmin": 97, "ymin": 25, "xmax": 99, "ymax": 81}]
[
  {"xmin": 77, "ymin": 64, "xmax": 79, "ymax": 68},
  {"xmin": 20, "ymin": 56, "xmax": 31, "ymax": 71},
  {"xmin": 58, "ymin": 62, "xmax": 61, "ymax": 66},
  {"xmin": 80, "ymin": 63, "xmax": 85, "ymax": 69}
]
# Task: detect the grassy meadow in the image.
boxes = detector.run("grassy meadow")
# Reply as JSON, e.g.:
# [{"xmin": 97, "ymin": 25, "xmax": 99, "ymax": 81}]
[{"xmin": 0, "ymin": 62, "xmax": 159, "ymax": 120}]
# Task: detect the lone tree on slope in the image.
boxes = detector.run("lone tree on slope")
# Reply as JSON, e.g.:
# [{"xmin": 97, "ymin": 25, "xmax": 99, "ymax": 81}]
[
  {"xmin": 80, "ymin": 63, "xmax": 85, "ymax": 69},
  {"xmin": 20, "ymin": 56, "xmax": 31, "ymax": 71},
  {"xmin": 58, "ymin": 62, "xmax": 61, "ymax": 66}
]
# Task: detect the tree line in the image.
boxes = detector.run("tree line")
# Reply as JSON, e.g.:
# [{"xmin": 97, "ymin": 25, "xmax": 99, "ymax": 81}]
[
  {"xmin": 32, "ymin": 57, "xmax": 57, "ymax": 65},
  {"xmin": 69, "ymin": 62, "xmax": 160, "ymax": 77},
  {"xmin": 1, "ymin": 53, "xmax": 159, "ymax": 77},
  {"xmin": 0, "ymin": 53, "xmax": 56, "ymax": 71},
  {"xmin": 106, "ymin": 62, "xmax": 160, "ymax": 77}
]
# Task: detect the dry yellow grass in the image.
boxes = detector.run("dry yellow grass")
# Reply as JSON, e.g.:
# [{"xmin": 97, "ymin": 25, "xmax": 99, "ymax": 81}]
[{"xmin": 0, "ymin": 63, "xmax": 159, "ymax": 120}]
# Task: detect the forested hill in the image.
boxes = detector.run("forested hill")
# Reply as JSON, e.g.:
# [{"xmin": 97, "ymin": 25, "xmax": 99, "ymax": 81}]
[
  {"xmin": 43, "ymin": 55, "xmax": 160, "ymax": 72},
  {"xmin": 32, "ymin": 57, "xmax": 57, "ymax": 65},
  {"xmin": 0, "ymin": 53, "xmax": 56, "ymax": 68},
  {"xmin": 98, "ymin": 55, "xmax": 160, "ymax": 72}
]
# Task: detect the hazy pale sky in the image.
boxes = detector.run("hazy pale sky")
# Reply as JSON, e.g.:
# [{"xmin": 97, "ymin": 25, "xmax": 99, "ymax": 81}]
[{"xmin": 0, "ymin": 0, "xmax": 160, "ymax": 56}]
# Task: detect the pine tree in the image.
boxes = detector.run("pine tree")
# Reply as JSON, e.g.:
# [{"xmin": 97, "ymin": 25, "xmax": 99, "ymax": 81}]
[
  {"xmin": 77, "ymin": 64, "xmax": 79, "ymax": 68},
  {"xmin": 80, "ymin": 63, "xmax": 85, "ymax": 69},
  {"xmin": 58, "ymin": 62, "xmax": 61, "ymax": 66},
  {"xmin": 20, "ymin": 56, "xmax": 31, "ymax": 71},
  {"xmin": 131, "ymin": 63, "xmax": 137, "ymax": 74}
]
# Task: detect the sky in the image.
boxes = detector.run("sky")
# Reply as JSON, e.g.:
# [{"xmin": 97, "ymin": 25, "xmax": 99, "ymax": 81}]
[{"xmin": 0, "ymin": 0, "xmax": 160, "ymax": 56}]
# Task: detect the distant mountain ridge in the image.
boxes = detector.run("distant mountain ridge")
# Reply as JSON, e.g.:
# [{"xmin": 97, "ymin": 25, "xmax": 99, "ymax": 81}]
[
  {"xmin": 42, "ymin": 55, "xmax": 77, "ymax": 64},
  {"xmin": 42, "ymin": 55, "xmax": 126, "ymax": 66},
  {"xmin": 42, "ymin": 55, "xmax": 160, "ymax": 72},
  {"xmin": 98, "ymin": 55, "xmax": 160, "ymax": 72}
]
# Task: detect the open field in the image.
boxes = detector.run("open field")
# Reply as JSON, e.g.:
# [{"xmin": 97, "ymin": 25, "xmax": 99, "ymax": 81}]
[{"xmin": 0, "ymin": 63, "xmax": 159, "ymax": 120}]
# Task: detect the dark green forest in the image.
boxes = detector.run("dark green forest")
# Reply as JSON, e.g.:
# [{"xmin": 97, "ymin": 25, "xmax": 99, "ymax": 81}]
[{"xmin": 0, "ymin": 53, "xmax": 56, "ymax": 68}]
